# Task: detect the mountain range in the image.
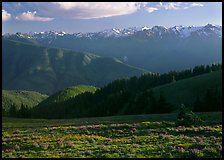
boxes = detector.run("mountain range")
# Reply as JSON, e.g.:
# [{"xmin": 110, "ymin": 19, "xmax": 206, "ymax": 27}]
[
  {"xmin": 3, "ymin": 24, "xmax": 222, "ymax": 73},
  {"xmin": 3, "ymin": 39, "xmax": 145, "ymax": 95}
]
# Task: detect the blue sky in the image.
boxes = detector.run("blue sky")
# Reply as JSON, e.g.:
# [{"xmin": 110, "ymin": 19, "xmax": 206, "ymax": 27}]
[{"xmin": 2, "ymin": 2, "xmax": 222, "ymax": 34}]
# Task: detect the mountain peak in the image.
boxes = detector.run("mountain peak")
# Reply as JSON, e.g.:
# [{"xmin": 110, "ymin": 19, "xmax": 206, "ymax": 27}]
[{"xmin": 3, "ymin": 24, "xmax": 221, "ymax": 39}]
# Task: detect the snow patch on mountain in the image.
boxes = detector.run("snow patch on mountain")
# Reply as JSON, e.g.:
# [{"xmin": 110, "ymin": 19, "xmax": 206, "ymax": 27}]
[{"xmin": 3, "ymin": 24, "xmax": 222, "ymax": 39}]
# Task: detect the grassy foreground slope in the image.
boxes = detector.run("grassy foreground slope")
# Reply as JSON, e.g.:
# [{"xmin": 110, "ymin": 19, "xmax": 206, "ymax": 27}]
[
  {"xmin": 2, "ymin": 112, "xmax": 222, "ymax": 158},
  {"xmin": 2, "ymin": 90, "xmax": 48, "ymax": 113},
  {"xmin": 153, "ymin": 70, "xmax": 222, "ymax": 109}
]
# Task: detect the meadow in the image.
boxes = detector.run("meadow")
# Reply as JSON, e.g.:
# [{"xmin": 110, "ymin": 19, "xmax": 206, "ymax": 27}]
[{"xmin": 2, "ymin": 112, "xmax": 222, "ymax": 158}]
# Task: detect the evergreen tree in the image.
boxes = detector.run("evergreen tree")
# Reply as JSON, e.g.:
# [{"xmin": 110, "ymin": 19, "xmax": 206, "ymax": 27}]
[
  {"xmin": 193, "ymin": 96, "xmax": 202, "ymax": 112},
  {"xmin": 154, "ymin": 92, "xmax": 173, "ymax": 113},
  {"xmin": 9, "ymin": 103, "xmax": 17, "ymax": 117}
]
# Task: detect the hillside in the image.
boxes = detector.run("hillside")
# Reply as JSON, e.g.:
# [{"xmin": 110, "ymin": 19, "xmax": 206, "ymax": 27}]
[
  {"xmin": 32, "ymin": 85, "xmax": 97, "ymax": 118},
  {"xmin": 2, "ymin": 39, "xmax": 146, "ymax": 95},
  {"xmin": 32, "ymin": 65, "xmax": 222, "ymax": 119},
  {"xmin": 152, "ymin": 70, "xmax": 222, "ymax": 109},
  {"xmin": 36, "ymin": 85, "xmax": 96, "ymax": 108},
  {"xmin": 4, "ymin": 24, "xmax": 222, "ymax": 73},
  {"xmin": 2, "ymin": 90, "xmax": 48, "ymax": 116}
]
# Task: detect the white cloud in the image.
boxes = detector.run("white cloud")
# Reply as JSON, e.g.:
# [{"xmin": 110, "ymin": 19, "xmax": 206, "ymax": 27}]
[
  {"xmin": 157, "ymin": 2, "xmax": 204, "ymax": 10},
  {"xmin": 2, "ymin": 10, "xmax": 11, "ymax": 22},
  {"xmin": 191, "ymin": 3, "xmax": 204, "ymax": 7},
  {"xmin": 15, "ymin": 11, "xmax": 54, "ymax": 21},
  {"xmin": 50, "ymin": 2, "xmax": 147, "ymax": 19},
  {"xmin": 145, "ymin": 7, "xmax": 158, "ymax": 13},
  {"xmin": 158, "ymin": 2, "xmax": 183, "ymax": 10}
]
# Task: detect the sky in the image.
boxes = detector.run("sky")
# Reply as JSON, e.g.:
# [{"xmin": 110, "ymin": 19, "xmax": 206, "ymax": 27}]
[{"xmin": 2, "ymin": 2, "xmax": 222, "ymax": 34}]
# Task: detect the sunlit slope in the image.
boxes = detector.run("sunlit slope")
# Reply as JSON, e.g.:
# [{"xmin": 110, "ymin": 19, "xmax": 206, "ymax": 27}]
[{"xmin": 2, "ymin": 90, "xmax": 48, "ymax": 114}]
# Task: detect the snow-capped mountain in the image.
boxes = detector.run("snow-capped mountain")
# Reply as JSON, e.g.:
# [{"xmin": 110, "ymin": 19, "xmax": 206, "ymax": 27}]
[
  {"xmin": 3, "ymin": 24, "xmax": 221, "ymax": 73},
  {"xmin": 4, "ymin": 24, "xmax": 222, "ymax": 40}
]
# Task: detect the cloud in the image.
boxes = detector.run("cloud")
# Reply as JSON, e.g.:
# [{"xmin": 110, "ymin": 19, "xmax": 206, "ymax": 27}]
[
  {"xmin": 50, "ymin": 2, "xmax": 147, "ymax": 19},
  {"xmin": 2, "ymin": 10, "xmax": 11, "ymax": 22},
  {"xmin": 191, "ymin": 3, "xmax": 204, "ymax": 7},
  {"xmin": 15, "ymin": 11, "xmax": 54, "ymax": 21},
  {"xmin": 145, "ymin": 7, "xmax": 158, "ymax": 13},
  {"xmin": 157, "ymin": 2, "xmax": 183, "ymax": 10},
  {"xmin": 3, "ymin": 2, "xmax": 205, "ymax": 21},
  {"xmin": 157, "ymin": 2, "xmax": 204, "ymax": 10}
]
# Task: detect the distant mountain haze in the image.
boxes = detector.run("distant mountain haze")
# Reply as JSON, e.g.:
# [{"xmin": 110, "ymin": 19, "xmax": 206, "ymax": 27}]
[
  {"xmin": 2, "ymin": 39, "xmax": 146, "ymax": 95},
  {"xmin": 3, "ymin": 24, "xmax": 222, "ymax": 73}
]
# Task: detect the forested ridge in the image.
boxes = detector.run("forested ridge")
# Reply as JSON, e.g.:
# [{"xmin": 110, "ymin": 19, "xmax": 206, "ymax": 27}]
[{"xmin": 30, "ymin": 63, "xmax": 222, "ymax": 119}]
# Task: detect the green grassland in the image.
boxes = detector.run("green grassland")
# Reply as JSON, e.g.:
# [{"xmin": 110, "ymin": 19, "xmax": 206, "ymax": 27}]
[
  {"xmin": 36, "ymin": 85, "xmax": 97, "ymax": 107},
  {"xmin": 153, "ymin": 70, "xmax": 222, "ymax": 109},
  {"xmin": 2, "ymin": 112, "xmax": 222, "ymax": 158},
  {"xmin": 2, "ymin": 90, "xmax": 48, "ymax": 113},
  {"xmin": 32, "ymin": 85, "xmax": 97, "ymax": 118}
]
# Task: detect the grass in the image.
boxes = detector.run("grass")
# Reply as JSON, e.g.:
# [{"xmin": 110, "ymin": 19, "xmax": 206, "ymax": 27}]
[
  {"xmin": 2, "ymin": 90, "xmax": 48, "ymax": 112},
  {"xmin": 2, "ymin": 112, "xmax": 222, "ymax": 158},
  {"xmin": 37, "ymin": 85, "xmax": 97, "ymax": 106},
  {"xmin": 153, "ymin": 70, "xmax": 222, "ymax": 108}
]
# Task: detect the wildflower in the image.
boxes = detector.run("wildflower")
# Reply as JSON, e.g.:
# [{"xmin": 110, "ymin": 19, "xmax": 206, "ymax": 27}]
[
  {"xmin": 133, "ymin": 144, "xmax": 140, "ymax": 148},
  {"xmin": 14, "ymin": 144, "xmax": 20, "ymax": 151},
  {"xmin": 159, "ymin": 133, "xmax": 164, "ymax": 138},
  {"xmin": 85, "ymin": 150, "xmax": 92, "ymax": 155},
  {"xmin": 177, "ymin": 147, "xmax": 185, "ymax": 152},
  {"xmin": 198, "ymin": 140, "xmax": 205, "ymax": 145},
  {"xmin": 40, "ymin": 143, "xmax": 49, "ymax": 150},
  {"xmin": 66, "ymin": 141, "xmax": 74, "ymax": 148},
  {"xmin": 218, "ymin": 145, "xmax": 222, "ymax": 152},
  {"xmin": 190, "ymin": 148, "xmax": 200, "ymax": 154},
  {"xmin": 33, "ymin": 142, "xmax": 39, "ymax": 148},
  {"xmin": 57, "ymin": 141, "xmax": 63, "ymax": 145},
  {"xmin": 98, "ymin": 144, "xmax": 106, "ymax": 148},
  {"xmin": 108, "ymin": 138, "xmax": 112, "ymax": 141},
  {"xmin": 131, "ymin": 128, "xmax": 137, "ymax": 132},
  {"xmin": 13, "ymin": 130, "xmax": 20, "ymax": 134},
  {"xmin": 117, "ymin": 130, "xmax": 123, "ymax": 133},
  {"xmin": 164, "ymin": 152, "xmax": 172, "ymax": 157},
  {"xmin": 165, "ymin": 135, "xmax": 171, "ymax": 139},
  {"xmin": 159, "ymin": 145, "xmax": 165, "ymax": 149},
  {"xmin": 168, "ymin": 146, "xmax": 175, "ymax": 150},
  {"xmin": 193, "ymin": 136, "xmax": 200, "ymax": 139},
  {"xmin": 23, "ymin": 137, "xmax": 31, "ymax": 140},
  {"xmin": 203, "ymin": 147, "xmax": 213, "ymax": 152}
]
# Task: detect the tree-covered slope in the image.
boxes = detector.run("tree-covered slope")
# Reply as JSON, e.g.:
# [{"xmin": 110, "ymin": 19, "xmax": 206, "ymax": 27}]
[
  {"xmin": 32, "ymin": 65, "xmax": 222, "ymax": 119},
  {"xmin": 37, "ymin": 85, "xmax": 96, "ymax": 107},
  {"xmin": 2, "ymin": 39, "xmax": 146, "ymax": 95},
  {"xmin": 32, "ymin": 85, "xmax": 97, "ymax": 118},
  {"xmin": 2, "ymin": 90, "xmax": 48, "ymax": 116},
  {"xmin": 152, "ymin": 70, "xmax": 222, "ymax": 109}
]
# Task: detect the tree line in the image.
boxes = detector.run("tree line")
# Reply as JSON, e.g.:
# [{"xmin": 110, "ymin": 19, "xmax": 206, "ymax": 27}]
[
  {"xmin": 31, "ymin": 63, "xmax": 222, "ymax": 119},
  {"xmin": 5, "ymin": 104, "xmax": 31, "ymax": 118},
  {"xmin": 5, "ymin": 63, "xmax": 222, "ymax": 118}
]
